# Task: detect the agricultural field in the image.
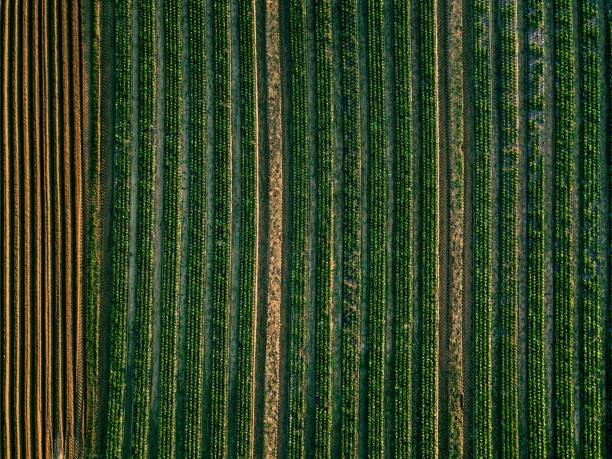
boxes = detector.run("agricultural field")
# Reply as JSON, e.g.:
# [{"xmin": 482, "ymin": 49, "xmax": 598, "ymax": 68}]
[{"xmin": 1, "ymin": 0, "xmax": 611, "ymax": 458}]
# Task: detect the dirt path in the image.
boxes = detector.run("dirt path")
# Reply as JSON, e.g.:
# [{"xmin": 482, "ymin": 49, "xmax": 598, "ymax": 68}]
[
  {"xmin": 70, "ymin": 0, "xmax": 85, "ymax": 453},
  {"xmin": 60, "ymin": 0, "xmax": 76, "ymax": 453},
  {"xmin": 1, "ymin": 1, "xmax": 10, "ymax": 455},
  {"xmin": 42, "ymin": 0, "xmax": 54, "ymax": 454},
  {"xmin": 21, "ymin": 1, "xmax": 34, "ymax": 455},
  {"xmin": 261, "ymin": 0, "xmax": 284, "ymax": 455},
  {"xmin": 51, "ymin": 0, "xmax": 65, "ymax": 451},
  {"xmin": 32, "ymin": 0, "xmax": 44, "ymax": 454},
  {"xmin": 442, "ymin": 0, "xmax": 465, "ymax": 456},
  {"xmin": 11, "ymin": 1, "xmax": 23, "ymax": 455}
]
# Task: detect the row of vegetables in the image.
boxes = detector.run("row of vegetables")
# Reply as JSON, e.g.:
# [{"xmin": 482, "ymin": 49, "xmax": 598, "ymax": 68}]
[
  {"xmin": 392, "ymin": 0, "xmax": 412, "ymax": 456},
  {"xmin": 417, "ymin": 1, "xmax": 439, "ymax": 457},
  {"xmin": 208, "ymin": 0, "xmax": 232, "ymax": 457},
  {"xmin": 235, "ymin": 0, "xmax": 258, "ymax": 455},
  {"xmin": 525, "ymin": 0, "xmax": 547, "ymax": 457},
  {"xmin": 182, "ymin": 0, "xmax": 207, "ymax": 456},
  {"xmin": 338, "ymin": 0, "xmax": 362, "ymax": 456},
  {"xmin": 130, "ymin": 0, "xmax": 157, "ymax": 455},
  {"xmin": 287, "ymin": 0, "xmax": 309, "ymax": 457},
  {"xmin": 498, "ymin": 0, "xmax": 520, "ymax": 456},
  {"xmin": 552, "ymin": 1, "xmax": 576, "ymax": 456},
  {"xmin": 472, "ymin": 0, "xmax": 493, "ymax": 456},
  {"xmin": 105, "ymin": 0, "xmax": 132, "ymax": 455},
  {"xmin": 578, "ymin": 1, "xmax": 604, "ymax": 457},
  {"xmin": 365, "ymin": 0, "xmax": 388, "ymax": 456},
  {"xmin": 313, "ymin": 0, "xmax": 334, "ymax": 457}
]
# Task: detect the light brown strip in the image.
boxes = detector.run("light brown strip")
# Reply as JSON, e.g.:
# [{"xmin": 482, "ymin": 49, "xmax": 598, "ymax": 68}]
[
  {"xmin": 263, "ymin": 0, "xmax": 283, "ymax": 455},
  {"xmin": 71, "ymin": 0, "xmax": 84, "ymax": 453},
  {"xmin": 50, "ymin": 0, "xmax": 65, "ymax": 450},
  {"xmin": 42, "ymin": 0, "xmax": 53, "ymax": 454},
  {"xmin": 60, "ymin": 0, "xmax": 75, "ymax": 454},
  {"xmin": 32, "ymin": 0, "xmax": 44, "ymax": 454},
  {"xmin": 11, "ymin": 0, "xmax": 22, "ymax": 455},
  {"xmin": 21, "ymin": 0, "xmax": 33, "ymax": 455},
  {"xmin": 1, "ymin": 0, "xmax": 11, "ymax": 455}
]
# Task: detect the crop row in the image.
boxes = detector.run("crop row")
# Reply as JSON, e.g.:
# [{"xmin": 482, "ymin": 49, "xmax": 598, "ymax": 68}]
[
  {"xmin": 524, "ymin": 0, "xmax": 547, "ymax": 457},
  {"xmin": 366, "ymin": 0, "xmax": 387, "ymax": 456},
  {"xmin": 104, "ymin": 0, "xmax": 132, "ymax": 456},
  {"xmin": 86, "ymin": 0, "xmax": 101, "ymax": 456},
  {"xmin": 392, "ymin": 0, "xmax": 412, "ymax": 456},
  {"xmin": 130, "ymin": 0, "xmax": 156, "ymax": 456},
  {"xmin": 552, "ymin": 2, "xmax": 576, "ymax": 456},
  {"xmin": 417, "ymin": 1, "xmax": 438, "ymax": 457},
  {"xmin": 181, "ymin": 0, "xmax": 207, "ymax": 456},
  {"xmin": 578, "ymin": 1, "xmax": 604, "ymax": 456},
  {"xmin": 235, "ymin": 0, "xmax": 257, "ymax": 455},
  {"xmin": 208, "ymin": 0, "xmax": 232, "ymax": 457},
  {"xmin": 472, "ymin": 0, "xmax": 493, "ymax": 456},
  {"xmin": 313, "ymin": 0, "xmax": 334, "ymax": 457},
  {"xmin": 338, "ymin": 0, "xmax": 362, "ymax": 455},
  {"xmin": 498, "ymin": 0, "xmax": 520, "ymax": 456},
  {"xmin": 287, "ymin": 0, "xmax": 309, "ymax": 456},
  {"xmin": 182, "ymin": 0, "xmax": 207, "ymax": 456},
  {"xmin": 158, "ymin": 0, "xmax": 183, "ymax": 455}
]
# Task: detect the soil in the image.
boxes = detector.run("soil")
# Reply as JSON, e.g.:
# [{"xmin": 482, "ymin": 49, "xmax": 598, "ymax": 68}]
[
  {"xmin": 1, "ymin": 1, "xmax": 10, "ymax": 456},
  {"xmin": 22, "ymin": 0, "xmax": 33, "ymax": 455},
  {"xmin": 262, "ymin": 0, "xmax": 284, "ymax": 455}
]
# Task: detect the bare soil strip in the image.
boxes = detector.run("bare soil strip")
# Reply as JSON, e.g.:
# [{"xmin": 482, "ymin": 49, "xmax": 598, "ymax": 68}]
[
  {"xmin": 11, "ymin": 1, "xmax": 23, "ymax": 455},
  {"xmin": 70, "ymin": 0, "xmax": 85, "ymax": 452},
  {"xmin": 51, "ymin": 0, "xmax": 65, "ymax": 450},
  {"xmin": 444, "ymin": 0, "xmax": 465, "ymax": 456},
  {"xmin": 1, "ymin": 1, "xmax": 10, "ymax": 455},
  {"xmin": 21, "ymin": 1, "xmax": 34, "ymax": 455},
  {"xmin": 32, "ymin": 0, "xmax": 44, "ymax": 453},
  {"xmin": 60, "ymin": 0, "xmax": 76, "ymax": 453},
  {"xmin": 42, "ymin": 0, "xmax": 54, "ymax": 453},
  {"xmin": 262, "ymin": 0, "xmax": 284, "ymax": 455}
]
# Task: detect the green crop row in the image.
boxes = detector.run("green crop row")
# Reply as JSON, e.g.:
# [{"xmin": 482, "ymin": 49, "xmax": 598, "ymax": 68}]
[
  {"xmin": 158, "ymin": 0, "xmax": 183, "ymax": 455},
  {"xmin": 182, "ymin": 0, "xmax": 207, "ymax": 457},
  {"xmin": 313, "ymin": 0, "xmax": 334, "ymax": 457},
  {"xmin": 86, "ymin": 0, "xmax": 101, "ymax": 456},
  {"xmin": 366, "ymin": 0, "xmax": 387, "ymax": 456},
  {"xmin": 288, "ymin": 0, "xmax": 309, "ymax": 456},
  {"xmin": 578, "ymin": 1, "xmax": 604, "ymax": 457},
  {"xmin": 235, "ymin": 0, "xmax": 257, "ymax": 456},
  {"xmin": 209, "ymin": 0, "xmax": 232, "ymax": 457},
  {"xmin": 498, "ymin": 1, "xmax": 519, "ymax": 457},
  {"xmin": 392, "ymin": 0, "xmax": 412, "ymax": 456},
  {"xmin": 552, "ymin": 1, "xmax": 576, "ymax": 456},
  {"xmin": 130, "ymin": 0, "xmax": 156, "ymax": 456},
  {"xmin": 338, "ymin": 0, "xmax": 362, "ymax": 455},
  {"xmin": 472, "ymin": 0, "xmax": 493, "ymax": 457},
  {"xmin": 418, "ymin": 1, "xmax": 438, "ymax": 457},
  {"xmin": 524, "ymin": 0, "xmax": 547, "ymax": 457},
  {"xmin": 104, "ymin": 1, "xmax": 132, "ymax": 457}
]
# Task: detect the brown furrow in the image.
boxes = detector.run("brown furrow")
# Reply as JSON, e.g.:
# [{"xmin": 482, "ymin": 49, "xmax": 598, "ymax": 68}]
[
  {"xmin": 1, "ymin": 0, "xmax": 11, "ymax": 455},
  {"xmin": 11, "ymin": 0, "xmax": 22, "ymax": 455},
  {"xmin": 32, "ymin": 0, "xmax": 44, "ymax": 454},
  {"xmin": 60, "ymin": 0, "xmax": 75, "ymax": 454},
  {"xmin": 41, "ymin": 0, "xmax": 53, "ymax": 455},
  {"xmin": 263, "ymin": 0, "xmax": 283, "ymax": 456},
  {"xmin": 22, "ymin": 0, "xmax": 33, "ymax": 455},
  {"xmin": 51, "ymin": 0, "xmax": 65, "ymax": 450},
  {"xmin": 70, "ymin": 0, "xmax": 84, "ymax": 454}
]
